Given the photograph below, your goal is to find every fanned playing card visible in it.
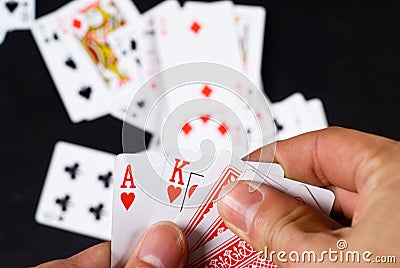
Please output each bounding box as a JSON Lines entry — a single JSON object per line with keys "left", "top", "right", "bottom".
{"left": 109, "top": 0, "right": 181, "bottom": 128}
{"left": 112, "top": 150, "right": 213, "bottom": 267}
{"left": 31, "top": 10, "right": 110, "bottom": 122}
{"left": 156, "top": 1, "right": 242, "bottom": 70}
{"left": 35, "top": 141, "right": 115, "bottom": 240}
{"left": 56, "top": 0, "right": 142, "bottom": 106}
{"left": 176, "top": 150, "right": 334, "bottom": 252}
{"left": 111, "top": 151, "right": 284, "bottom": 267}
{"left": 31, "top": 0, "right": 141, "bottom": 122}
{"left": 272, "top": 93, "right": 328, "bottom": 140}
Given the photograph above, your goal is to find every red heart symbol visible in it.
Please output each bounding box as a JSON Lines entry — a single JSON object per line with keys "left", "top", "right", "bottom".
{"left": 121, "top": 192, "right": 135, "bottom": 211}
{"left": 167, "top": 185, "right": 182, "bottom": 203}
{"left": 188, "top": 185, "right": 198, "bottom": 198}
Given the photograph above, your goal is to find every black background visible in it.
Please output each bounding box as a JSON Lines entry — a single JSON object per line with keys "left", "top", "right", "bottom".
{"left": 1, "top": 0, "right": 399, "bottom": 266}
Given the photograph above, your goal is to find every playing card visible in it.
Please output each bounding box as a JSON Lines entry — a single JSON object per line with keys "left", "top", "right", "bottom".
{"left": 110, "top": 1, "right": 182, "bottom": 129}
{"left": 31, "top": 0, "right": 142, "bottom": 122}
{"left": 146, "top": 134, "right": 161, "bottom": 152}
{"left": 183, "top": 1, "right": 266, "bottom": 89}
{"left": 112, "top": 150, "right": 213, "bottom": 267}
{"left": 146, "top": 81, "right": 275, "bottom": 159}
{"left": 31, "top": 11, "right": 110, "bottom": 122}
{"left": 0, "top": 0, "right": 35, "bottom": 32}
{"left": 177, "top": 150, "right": 334, "bottom": 251}
{"left": 272, "top": 93, "right": 329, "bottom": 140}
{"left": 272, "top": 93, "right": 309, "bottom": 140}
{"left": 305, "top": 98, "right": 329, "bottom": 130}
{"left": 55, "top": 0, "right": 142, "bottom": 107}
{"left": 189, "top": 228, "right": 278, "bottom": 268}
{"left": 156, "top": 1, "right": 242, "bottom": 71}
{"left": 111, "top": 149, "right": 283, "bottom": 267}
{"left": 35, "top": 141, "right": 115, "bottom": 240}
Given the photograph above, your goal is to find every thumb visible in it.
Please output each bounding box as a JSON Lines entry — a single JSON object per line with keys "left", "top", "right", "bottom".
{"left": 217, "top": 181, "right": 339, "bottom": 263}
{"left": 125, "top": 221, "right": 188, "bottom": 268}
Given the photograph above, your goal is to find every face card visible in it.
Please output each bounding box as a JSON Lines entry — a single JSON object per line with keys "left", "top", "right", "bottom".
{"left": 35, "top": 141, "right": 115, "bottom": 240}
{"left": 31, "top": 11, "right": 110, "bottom": 122}
{"left": 0, "top": 0, "right": 35, "bottom": 31}
{"left": 54, "top": 0, "right": 142, "bottom": 113}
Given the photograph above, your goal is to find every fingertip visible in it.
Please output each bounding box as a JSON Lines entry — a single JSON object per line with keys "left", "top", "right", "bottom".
{"left": 126, "top": 221, "right": 188, "bottom": 268}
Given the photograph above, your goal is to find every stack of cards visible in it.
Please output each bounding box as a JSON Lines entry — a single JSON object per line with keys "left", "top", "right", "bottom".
{"left": 30, "top": 0, "right": 268, "bottom": 124}
{"left": 111, "top": 150, "right": 335, "bottom": 267}
{"left": 272, "top": 92, "right": 328, "bottom": 141}
{"left": 29, "top": 0, "right": 328, "bottom": 140}
{"left": 0, "top": 0, "right": 35, "bottom": 44}
{"left": 32, "top": 1, "right": 332, "bottom": 267}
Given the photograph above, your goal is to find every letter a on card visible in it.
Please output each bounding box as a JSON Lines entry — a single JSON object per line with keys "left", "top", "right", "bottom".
{"left": 120, "top": 165, "right": 136, "bottom": 211}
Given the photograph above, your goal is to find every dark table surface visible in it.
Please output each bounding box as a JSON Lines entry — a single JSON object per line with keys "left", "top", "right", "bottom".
{"left": 1, "top": 0, "right": 399, "bottom": 266}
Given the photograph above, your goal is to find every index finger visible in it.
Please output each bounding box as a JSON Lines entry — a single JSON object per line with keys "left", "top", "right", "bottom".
{"left": 246, "top": 127, "right": 398, "bottom": 193}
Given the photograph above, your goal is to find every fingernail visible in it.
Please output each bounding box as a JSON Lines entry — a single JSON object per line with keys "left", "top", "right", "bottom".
{"left": 217, "top": 182, "right": 264, "bottom": 233}
{"left": 138, "top": 222, "right": 184, "bottom": 268}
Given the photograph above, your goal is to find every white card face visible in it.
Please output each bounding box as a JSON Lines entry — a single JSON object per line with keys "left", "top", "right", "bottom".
{"left": 155, "top": 1, "right": 241, "bottom": 71}
{"left": 31, "top": 0, "right": 143, "bottom": 123}
{"left": 54, "top": 0, "right": 142, "bottom": 111}
{"left": 0, "top": 0, "right": 35, "bottom": 31}
{"left": 272, "top": 93, "right": 329, "bottom": 140}
{"left": 112, "top": 151, "right": 211, "bottom": 267}
{"left": 109, "top": 1, "right": 181, "bottom": 130}
{"left": 305, "top": 98, "right": 329, "bottom": 130}
{"left": 31, "top": 12, "right": 109, "bottom": 122}
{"left": 272, "top": 92, "right": 309, "bottom": 140}
{"left": 35, "top": 141, "right": 115, "bottom": 240}
{"left": 147, "top": 82, "right": 272, "bottom": 158}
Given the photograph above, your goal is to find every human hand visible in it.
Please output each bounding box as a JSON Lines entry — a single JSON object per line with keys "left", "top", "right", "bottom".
{"left": 34, "top": 221, "right": 188, "bottom": 268}
{"left": 217, "top": 127, "right": 400, "bottom": 267}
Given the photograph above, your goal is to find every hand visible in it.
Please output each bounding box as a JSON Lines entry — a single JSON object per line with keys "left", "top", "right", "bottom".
{"left": 34, "top": 221, "right": 188, "bottom": 268}
{"left": 217, "top": 127, "right": 400, "bottom": 267}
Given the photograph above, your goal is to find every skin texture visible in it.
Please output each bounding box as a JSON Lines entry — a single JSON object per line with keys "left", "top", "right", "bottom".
{"left": 219, "top": 127, "right": 400, "bottom": 267}
{"left": 35, "top": 127, "right": 400, "bottom": 267}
